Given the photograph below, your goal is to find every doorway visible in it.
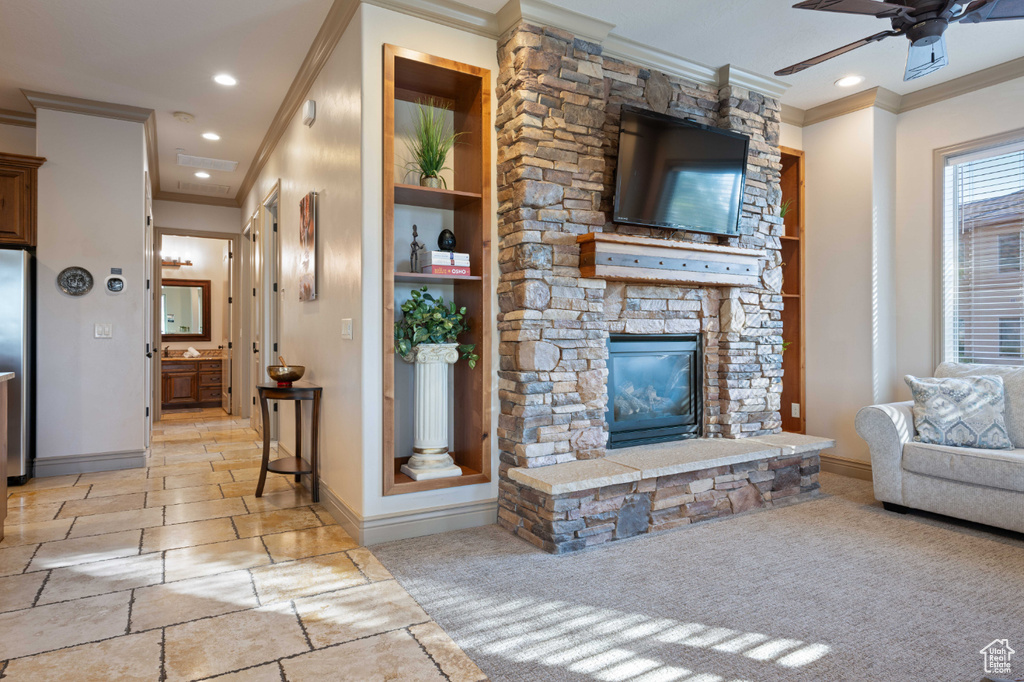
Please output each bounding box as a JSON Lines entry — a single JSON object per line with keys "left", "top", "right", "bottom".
{"left": 247, "top": 183, "right": 281, "bottom": 441}
{"left": 152, "top": 228, "right": 241, "bottom": 426}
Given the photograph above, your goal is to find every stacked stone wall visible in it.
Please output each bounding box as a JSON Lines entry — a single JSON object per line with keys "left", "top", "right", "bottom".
{"left": 503, "top": 454, "right": 821, "bottom": 554}
{"left": 495, "top": 19, "right": 786, "bottom": 532}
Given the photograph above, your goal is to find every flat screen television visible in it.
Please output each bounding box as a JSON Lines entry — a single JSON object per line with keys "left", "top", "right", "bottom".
{"left": 613, "top": 106, "right": 750, "bottom": 236}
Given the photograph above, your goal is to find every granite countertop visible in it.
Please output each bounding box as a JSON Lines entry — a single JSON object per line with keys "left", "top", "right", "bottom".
{"left": 161, "top": 354, "right": 225, "bottom": 362}
{"left": 0, "top": 372, "right": 13, "bottom": 383}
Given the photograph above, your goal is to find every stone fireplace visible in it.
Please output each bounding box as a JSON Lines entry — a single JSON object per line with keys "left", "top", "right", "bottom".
{"left": 606, "top": 335, "right": 701, "bottom": 448}
{"left": 493, "top": 21, "right": 828, "bottom": 552}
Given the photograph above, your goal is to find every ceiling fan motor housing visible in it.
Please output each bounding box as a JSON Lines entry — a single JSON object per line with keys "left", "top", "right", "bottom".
{"left": 905, "top": 18, "right": 949, "bottom": 45}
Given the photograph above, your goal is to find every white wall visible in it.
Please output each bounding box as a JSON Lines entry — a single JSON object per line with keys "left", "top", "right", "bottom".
{"left": 160, "top": 235, "right": 230, "bottom": 350}
{"left": 359, "top": 4, "right": 499, "bottom": 520}
{"left": 0, "top": 123, "right": 35, "bottom": 155}
{"left": 240, "top": 7, "right": 365, "bottom": 513}
{"left": 803, "top": 108, "right": 889, "bottom": 463}
{"left": 238, "top": 4, "right": 498, "bottom": 529}
{"left": 780, "top": 122, "right": 803, "bottom": 151}
{"left": 35, "top": 109, "right": 146, "bottom": 462}
{"left": 153, "top": 200, "right": 242, "bottom": 234}
{"left": 894, "top": 76, "right": 1024, "bottom": 394}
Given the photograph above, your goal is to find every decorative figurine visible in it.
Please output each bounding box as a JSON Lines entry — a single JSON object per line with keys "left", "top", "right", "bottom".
{"left": 437, "top": 228, "right": 456, "bottom": 252}
{"left": 410, "top": 224, "right": 425, "bottom": 273}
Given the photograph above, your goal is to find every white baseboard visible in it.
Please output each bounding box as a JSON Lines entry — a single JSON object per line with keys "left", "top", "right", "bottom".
{"left": 34, "top": 450, "right": 146, "bottom": 477}
{"left": 317, "top": 483, "right": 498, "bottom": 546}
{"left": 820, "top": 453, "right": 873, "bottom": 481}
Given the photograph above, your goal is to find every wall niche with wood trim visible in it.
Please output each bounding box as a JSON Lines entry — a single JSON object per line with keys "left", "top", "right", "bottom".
{"left": 381, "top": 45, "right": 492, "bottom": 496}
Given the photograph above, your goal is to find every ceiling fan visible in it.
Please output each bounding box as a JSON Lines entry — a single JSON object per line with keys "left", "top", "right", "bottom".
{"left": 775, "top": 0, "right": 1024, "bottom": 81}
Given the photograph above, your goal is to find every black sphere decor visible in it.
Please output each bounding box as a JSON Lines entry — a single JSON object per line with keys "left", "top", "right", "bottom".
{"left": 437, "top": 229, "right": 456, "bottom": 252}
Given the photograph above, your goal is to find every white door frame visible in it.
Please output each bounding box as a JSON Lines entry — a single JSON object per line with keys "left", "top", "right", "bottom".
{"left": 152, "top": 227, "right": 243, "bottom": 420}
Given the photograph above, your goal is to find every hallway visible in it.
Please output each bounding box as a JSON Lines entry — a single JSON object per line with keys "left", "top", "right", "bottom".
{"left": 0, "top": 411, "right": 484, "bottom": 681}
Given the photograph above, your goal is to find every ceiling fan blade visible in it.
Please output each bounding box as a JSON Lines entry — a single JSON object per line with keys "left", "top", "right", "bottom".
{"left": 904, "top": 35, "right": 949, "bottom": 80}
{"left": 792, "top": 0, "right": 910, "bottom": 18}
{"left": 775, "top": 30, "right": 898, "bottom": 76}
{"left": 958, "top": 0, "right": 1024, "bottom": 22}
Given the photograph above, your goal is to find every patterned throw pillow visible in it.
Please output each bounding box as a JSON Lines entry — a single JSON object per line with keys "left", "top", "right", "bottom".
{"left": 904, "top": 375, "right": 1013, "bottom": 449}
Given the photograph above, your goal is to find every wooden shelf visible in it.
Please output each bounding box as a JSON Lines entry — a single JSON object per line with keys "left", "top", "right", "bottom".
{"left": 394, "top": 184, "right": 482, "bottom": 210}
{"left": 265, "top": 456, "right": 311, "bottom": 475}
{"left": 382, "top": 44, "right": 492, "bottom": 496}
{"left": 780, "top": 147, "right": 805, "bottom": 435}
{"left": 395, "top": 272, "right": 482, "bottom": 284}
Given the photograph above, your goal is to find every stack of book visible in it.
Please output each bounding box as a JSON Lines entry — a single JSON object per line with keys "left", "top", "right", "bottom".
{"left": 422, "top": 250, "right": 470, "bottom": 275}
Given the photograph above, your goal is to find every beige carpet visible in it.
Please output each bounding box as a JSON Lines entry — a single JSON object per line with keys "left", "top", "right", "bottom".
{"left": 372, "top": 474, "right": 1024, "bottom": 682}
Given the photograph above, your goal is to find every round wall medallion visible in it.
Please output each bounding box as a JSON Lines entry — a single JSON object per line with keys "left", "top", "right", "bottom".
{"left": 57, "top": 267, "right": 94, "bottom": 296}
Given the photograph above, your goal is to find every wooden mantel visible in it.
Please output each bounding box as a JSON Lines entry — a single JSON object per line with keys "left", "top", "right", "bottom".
{"left": 578, "top": 233, "right": 766, "bottom": 287}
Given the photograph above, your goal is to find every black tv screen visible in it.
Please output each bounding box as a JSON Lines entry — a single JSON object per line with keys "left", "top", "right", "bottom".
{"left": 613, "top": 107, "right": 749, "bottom": 236}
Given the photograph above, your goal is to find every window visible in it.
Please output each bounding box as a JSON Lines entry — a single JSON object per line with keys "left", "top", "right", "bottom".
{"left": 999, "top": 233, "right": 1021, "bottom": 273}
{"left": 1001, "top": 317, "right": 1022, "bottom": 356}
{"left": 940, "top": 134, "right": 1024, "bottom": 365}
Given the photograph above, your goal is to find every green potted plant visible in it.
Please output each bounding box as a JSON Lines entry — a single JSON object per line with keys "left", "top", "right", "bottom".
{"left": 393, "top": 287, "right": 477, "bottom": 481}
{"left": 405, "top": 98, "right": 461, "bottom": 189}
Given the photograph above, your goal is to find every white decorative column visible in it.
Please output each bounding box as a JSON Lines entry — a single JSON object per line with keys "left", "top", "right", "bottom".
{"left": 401, "top": 343, "right": 463, "bottom": 481}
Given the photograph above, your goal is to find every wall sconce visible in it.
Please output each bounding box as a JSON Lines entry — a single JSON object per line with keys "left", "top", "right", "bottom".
{"left": 303, "top": 99, "right": 316, "bottom": 127}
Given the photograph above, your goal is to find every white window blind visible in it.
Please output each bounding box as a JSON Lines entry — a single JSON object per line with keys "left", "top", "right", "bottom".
{"left": 941, "top": 139, "right": 1024, "bottom": 365}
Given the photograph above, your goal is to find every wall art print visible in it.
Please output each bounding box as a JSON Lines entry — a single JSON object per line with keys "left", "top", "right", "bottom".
{"left": 299, "top": 191, "right": 317, "bottom": 301}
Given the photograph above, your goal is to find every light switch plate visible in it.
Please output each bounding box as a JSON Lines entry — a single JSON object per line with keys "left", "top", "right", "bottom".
{"left": 340, "top": 318, "right": 353, "bottom": 340}
{"left": 791, "top": 403, "right": 801, "bottom": 419}
{"left": 95, "top": 323, "right": 113, "bottom": 339}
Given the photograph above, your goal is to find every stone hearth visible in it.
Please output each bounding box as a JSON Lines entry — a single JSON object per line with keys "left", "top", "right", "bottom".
{"left": 504, "top": 434, "right": 832, "bottom": 553}
{"left": 494, "top": 20, "right": 792, "bottom": 552}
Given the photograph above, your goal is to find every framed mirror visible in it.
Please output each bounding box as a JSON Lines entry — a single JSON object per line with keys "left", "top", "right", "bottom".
{"left": 161, "top": 278, "right": 212, "bottom": 341}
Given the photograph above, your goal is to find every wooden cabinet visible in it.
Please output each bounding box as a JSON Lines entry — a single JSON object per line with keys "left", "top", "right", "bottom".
{"left": 0, "top": 377, "right": 8, "bottom": 541}
{"left": 161, "top": 359, "right": 223, "bottom": 409}
{"left": 0, "top": 153, "right": 45, "bottom": 248}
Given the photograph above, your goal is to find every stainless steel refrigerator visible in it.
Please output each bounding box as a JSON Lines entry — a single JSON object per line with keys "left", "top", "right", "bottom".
{"left": 0, "top": 249, "right": 32, "bottom": 484}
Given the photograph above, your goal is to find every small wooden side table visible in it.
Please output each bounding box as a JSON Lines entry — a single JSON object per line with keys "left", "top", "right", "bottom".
{"left": 255, "top": 382, "right": 322, "bottom": 503}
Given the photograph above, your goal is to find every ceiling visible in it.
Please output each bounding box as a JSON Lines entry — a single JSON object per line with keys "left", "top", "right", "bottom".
{"left": 0, "top": 0, "right": 333, "bottom": 203}
{"left": 471, "top": 0, "right": 1024, "bottom": 110}
{"left": 1, "top": 0, "right": 1022, "bottom": 202}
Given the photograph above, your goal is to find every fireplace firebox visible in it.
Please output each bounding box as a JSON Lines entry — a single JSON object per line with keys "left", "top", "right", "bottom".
{"left": 606, "top": 335, "right": 702, "bottom": 448}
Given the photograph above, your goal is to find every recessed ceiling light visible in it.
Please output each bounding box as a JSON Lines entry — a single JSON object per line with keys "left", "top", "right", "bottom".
{"left": 194, "top": 171, "right": 211, "bottom": 179}
{"left": 202, "top": 132, "right": 220, "bottom": 141}
{"left": 213, "top": 73, "right": 237, "bottom": 86}
{"left": 835, "top": 75, "right": 864, "bottom": 88}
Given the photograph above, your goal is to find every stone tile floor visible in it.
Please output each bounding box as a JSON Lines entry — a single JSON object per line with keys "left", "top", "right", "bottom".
{"left": 0, "top": 408, "right": 486, "bottom": 681}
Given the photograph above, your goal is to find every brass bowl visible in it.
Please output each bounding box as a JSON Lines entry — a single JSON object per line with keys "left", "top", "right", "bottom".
{"left": 267, "top": 365, "right": 305, "bottom": 383}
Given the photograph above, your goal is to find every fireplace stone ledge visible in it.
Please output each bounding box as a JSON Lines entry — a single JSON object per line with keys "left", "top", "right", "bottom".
{"left": 498, "top": 433, "right": 833, "bottom": 554}
{"left": 508, "top": 433, "right": 834, "bottom": 495}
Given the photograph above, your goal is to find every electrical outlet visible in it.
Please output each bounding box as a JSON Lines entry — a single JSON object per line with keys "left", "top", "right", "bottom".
{"left": 791, "top": 403, "right": 801, "bottom": 419}
{"left": 94, "top": 323, "right": 113, "bottom": 339}
{"left": 340, "top": 318, "right": 353, "bottom": 340}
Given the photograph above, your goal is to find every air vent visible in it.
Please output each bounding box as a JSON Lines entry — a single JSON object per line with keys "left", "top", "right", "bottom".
{"left": 176, "top": 154, "right": 238, "bottom": 172}
{"left": 178, "top": 181, "right": 232, "bottom": 196}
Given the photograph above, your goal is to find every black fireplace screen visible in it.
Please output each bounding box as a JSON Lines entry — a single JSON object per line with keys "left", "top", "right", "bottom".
{"left": 607, "top": 335, "right": 701, "bottom": 448}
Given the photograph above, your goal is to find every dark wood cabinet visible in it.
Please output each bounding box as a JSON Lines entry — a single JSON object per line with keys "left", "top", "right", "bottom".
{"left": 161, "top": 359, "right": 223, "bottom": 409}
{"left": 0, "top": 153, "right": 45, "bottom": 248}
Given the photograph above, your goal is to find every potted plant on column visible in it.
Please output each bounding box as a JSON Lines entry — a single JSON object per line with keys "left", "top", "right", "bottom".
{"left": 394, "top": 287, "right": 478, "bottom": 480}
{"left": 405, "top": 98, "right": 461, "bottom": 189}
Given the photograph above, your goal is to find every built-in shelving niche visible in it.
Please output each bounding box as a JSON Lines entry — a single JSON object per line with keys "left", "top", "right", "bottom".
{"left": 780, "top": 147, "right": 805, "bottom": 434}
{"left": 382, "top": 45, "right": 492, "bottom": 495}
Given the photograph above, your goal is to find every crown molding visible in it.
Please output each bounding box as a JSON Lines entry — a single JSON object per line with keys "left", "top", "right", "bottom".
{"left": 781, "top": 104, "right": 805, "bottom": 127}
{"left": 900, "top": 54, "right": 1024, "bottom": 113}
{"left": 497, "top": 0, "right": 614, "bottom": 44}
{"left": 0, "top": 108, "right": 35, "bottom": 128}
{"left": 602, "top": 34, "right": 719, "bottom": 87}
{"left": 363, "top": 0, "right": 498, "bottom": 37}
{"left": 235, "top": 0, "right": 359, "bottom": 207}
{"left": 719, "top": 65, "right": 789, "bottom": 101}
{"left": 22, "top": 90, "right": 152, "bottom": 123}
{"left": 154, "top": 190, "right": 241, "bottom": 208}
{"left": 800, "top": 86, "right": 900, "bottom": 126}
